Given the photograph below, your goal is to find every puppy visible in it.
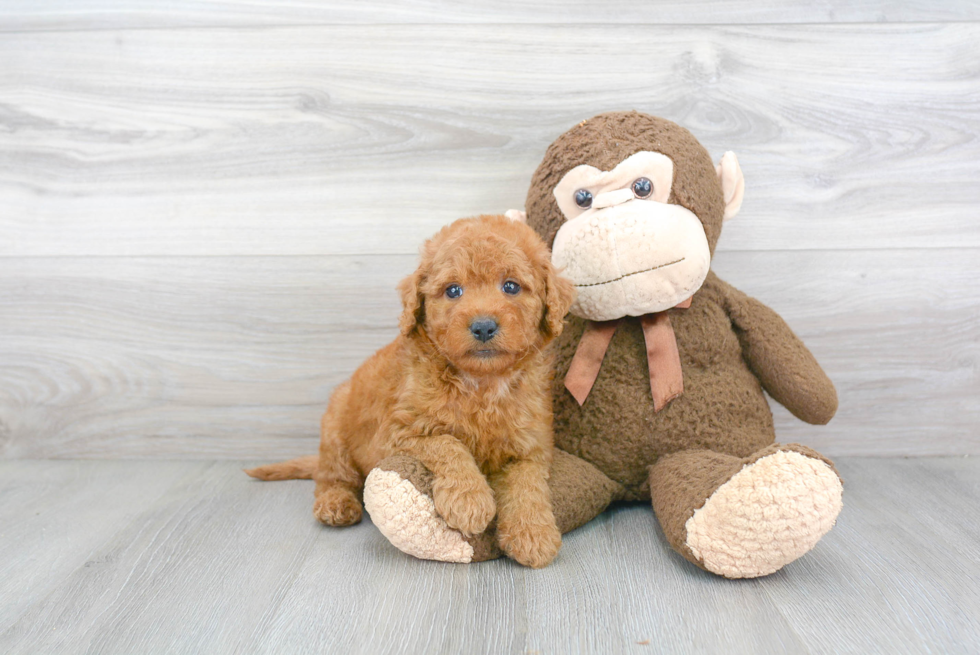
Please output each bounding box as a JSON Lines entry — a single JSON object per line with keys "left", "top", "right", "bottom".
{"left": 247, "top": 215, "right": 575, "bottom": 568}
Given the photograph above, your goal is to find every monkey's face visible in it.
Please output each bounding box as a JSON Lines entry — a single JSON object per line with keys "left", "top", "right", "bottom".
{"left": 551, "top": 151, "right": 710, "bottom": 321}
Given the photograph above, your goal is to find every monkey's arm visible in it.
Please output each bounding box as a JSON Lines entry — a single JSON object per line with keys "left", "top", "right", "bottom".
{"left": 714, "top": 276, "right": 838, "bottom": 425}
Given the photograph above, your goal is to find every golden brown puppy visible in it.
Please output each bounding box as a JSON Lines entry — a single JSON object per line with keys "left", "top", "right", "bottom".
{"left": 246, "top": 215, "right": 575, "bottom": 568}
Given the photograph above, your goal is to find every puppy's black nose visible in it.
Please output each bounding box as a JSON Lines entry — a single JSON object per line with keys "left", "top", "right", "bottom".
{"left": 470, "top": 318, "right": 498, "bottom": 343}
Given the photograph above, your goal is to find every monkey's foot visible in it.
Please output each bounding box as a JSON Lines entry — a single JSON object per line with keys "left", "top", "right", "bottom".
{"left": 363, "top": 455, "right": 500, "bottom": 564}
{"left": 684, "top": 447, "right": 843, "bottom": 578}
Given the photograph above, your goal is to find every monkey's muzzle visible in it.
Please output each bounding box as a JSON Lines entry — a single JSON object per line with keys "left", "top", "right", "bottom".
{"left": 552, "top": 201, "right": 710, "bottom": 321}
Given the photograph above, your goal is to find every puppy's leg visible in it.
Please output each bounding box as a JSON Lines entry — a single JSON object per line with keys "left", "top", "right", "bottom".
{"left": 365, "top": 449, "right": 622, "bottom": 564}
{"left": 312, "top": 415, "right": 363, "bottom": 527}
{"left": 490, "top": 457, "right": 562, "bottom": 569}
{"left": 395, "top": 434, "right": 495, "bottom": 537}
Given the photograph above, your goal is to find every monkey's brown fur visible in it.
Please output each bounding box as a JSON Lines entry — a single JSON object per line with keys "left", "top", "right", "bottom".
{"left": 523, "top": 112, "right": 840, "bottom": 569}
{"left": 247, "top": 215, "right": 575, "bottom": 568}
{"left": 365, "top": 112, "right": 842, "bottom": 577}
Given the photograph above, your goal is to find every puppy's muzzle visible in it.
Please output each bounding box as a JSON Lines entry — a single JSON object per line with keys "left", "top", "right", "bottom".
{"left": 469, "top": 318, "right": 499, "bottom": 343}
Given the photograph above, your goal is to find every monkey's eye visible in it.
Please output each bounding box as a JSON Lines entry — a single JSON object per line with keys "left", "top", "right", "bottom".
{"left": 502, "top": 280, "right": 521, "bottom": 295}
{"left": 632, "top": 177, "right": 653, "bottom": 198}
{"left": 574, "top": 189, "right": 593, "bottom": 208}
{"left": 445, "top": 284, "right": 463, "bottom": 299}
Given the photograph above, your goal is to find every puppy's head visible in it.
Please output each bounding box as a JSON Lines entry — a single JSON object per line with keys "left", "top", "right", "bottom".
{"left": 398, "top": 215, "right": 575, "bottom": 376}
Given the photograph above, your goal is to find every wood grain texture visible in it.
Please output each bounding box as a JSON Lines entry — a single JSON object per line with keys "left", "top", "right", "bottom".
{"left": 0, "top": 460, "right": 324, "bottom": 653}
{"left": 761, "top": 457, "right": 980, "bottom": 654}
{"left": 2, "top": 23, "right": 979, "bottom": 256}
{"left": 0, "top": 255, "right": 408, "bottom": 459}
{"left": 712, "top": 249, "right": 980, "bottom": 455}
{"left": 1, "top": 458, "right": 978, "bottom": 654}
{"left": 0, "top": 460, "right": 201, "bottom": 631}
{"left": 1, "top": 0, "right": 978, "bottom": 30}
{"left": 1, "top": 249, "right": 976, "bottom": 459}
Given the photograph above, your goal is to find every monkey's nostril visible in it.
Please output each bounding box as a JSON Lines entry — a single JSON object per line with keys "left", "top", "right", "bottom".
{"left": 469, "top": 319, "right": 498, "bottom": 343}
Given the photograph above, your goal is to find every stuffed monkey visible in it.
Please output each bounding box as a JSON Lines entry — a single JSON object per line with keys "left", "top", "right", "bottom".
{"left": 365, "top": 112, "right": 842, "bottom": 578}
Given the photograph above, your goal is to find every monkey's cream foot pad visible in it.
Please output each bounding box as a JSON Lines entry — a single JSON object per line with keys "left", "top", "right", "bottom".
{"left": 685, "top": 450, "right": 843, "bottom": 579}
{"left": 363, "top": 466, "right": 474, "bottom": 563}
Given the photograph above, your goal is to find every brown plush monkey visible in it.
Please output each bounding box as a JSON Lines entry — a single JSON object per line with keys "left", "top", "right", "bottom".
{"left": 365, "top": 112, "right": 843, "bottom": 578}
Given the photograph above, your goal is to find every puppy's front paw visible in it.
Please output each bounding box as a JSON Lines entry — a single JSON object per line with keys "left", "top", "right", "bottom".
{"left": 498, "top": 519, "right": 562, "bottom": 569}
{"left": 433, "top": 477, "right": 496, "bottom": 537}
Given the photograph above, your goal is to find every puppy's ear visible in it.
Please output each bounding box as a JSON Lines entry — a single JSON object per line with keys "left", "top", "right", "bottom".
{"left": 398, "top": 265, "right": 427, "bottom": 336}
{"left": 540, "top": 259, "right": 575, "bottom": 339}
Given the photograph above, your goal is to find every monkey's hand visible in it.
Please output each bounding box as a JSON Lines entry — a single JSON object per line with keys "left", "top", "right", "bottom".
{"left": 715, "top": 276, "right": 838, "bottom": 425}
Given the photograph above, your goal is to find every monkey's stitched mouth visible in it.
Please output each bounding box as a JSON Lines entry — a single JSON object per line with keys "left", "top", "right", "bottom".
{"left": 574, "top": 258, "right": 686, "bottom": 288}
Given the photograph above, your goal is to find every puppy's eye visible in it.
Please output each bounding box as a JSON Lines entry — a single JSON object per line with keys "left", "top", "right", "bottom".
{"left": 574, "top": 189, "right": 593, "bottom": 208}
{"left": 445, "top": 284, "right": 463, "bottom": 299}
{"left": 502, "top": 281, "right": 521, "bottom": 295}
{"left": 631, "top": 177, "right": 653, "bottom": 198}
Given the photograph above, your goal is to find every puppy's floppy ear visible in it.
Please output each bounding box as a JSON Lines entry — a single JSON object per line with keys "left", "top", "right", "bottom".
{"left": 540, "top": 259, "right": 575, "bottom": 339}
{"left": 398, "top": 262, "right": 428, "bottom": 336}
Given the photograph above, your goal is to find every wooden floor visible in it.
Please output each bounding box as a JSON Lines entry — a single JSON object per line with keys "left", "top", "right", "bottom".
{"left": 0, "top": 456, "right": 977, "bottom": 654}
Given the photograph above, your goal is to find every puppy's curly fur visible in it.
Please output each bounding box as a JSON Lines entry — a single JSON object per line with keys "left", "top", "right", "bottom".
{"left": 247, "top": 215, "right": 575, "bottom": 568}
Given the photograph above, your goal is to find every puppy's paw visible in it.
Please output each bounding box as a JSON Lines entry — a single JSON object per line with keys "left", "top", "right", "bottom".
{"left": 498, "top": 519, "right": 562, "bottom": 569}
{"left": 313, "top": 487, "right": 363, "bottom": 526}
{"left": 433, "top": 477, "right": 496, "bottom": 537}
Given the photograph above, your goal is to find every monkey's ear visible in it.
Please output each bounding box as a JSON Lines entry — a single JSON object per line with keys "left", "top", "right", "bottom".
{"left": 541, "top": 261, "right": 576, "bottom": 339}
{"left": 397, "top": 266, "right": 426, "bottom": 336}
{"left": 504, "top": 209, "right": 527, "bottom": 223}
{"left": 715, "top": 151, "right": 745, "bottom": 221}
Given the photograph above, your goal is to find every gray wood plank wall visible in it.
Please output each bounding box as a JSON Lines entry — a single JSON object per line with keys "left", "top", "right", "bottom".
{"left": 1, "top": 4, "right": 978, "bottom": 458}
{"left": 2, "top": 1, "right": 980, "bottom": 29}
